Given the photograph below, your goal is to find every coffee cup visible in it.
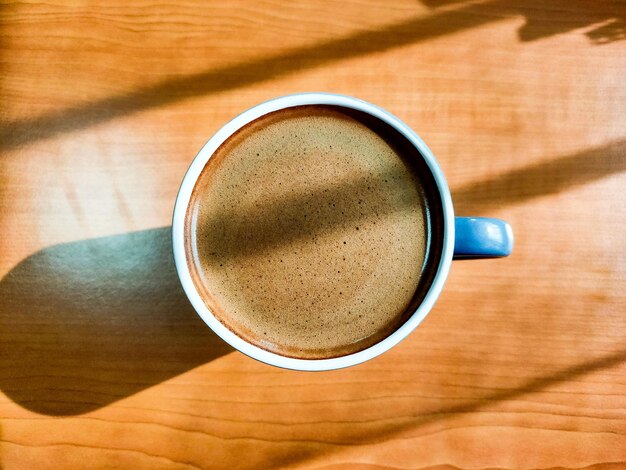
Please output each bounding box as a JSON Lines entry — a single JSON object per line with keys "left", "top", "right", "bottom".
{"left": 172, "top": 93, "right": 513, "bottom": 371}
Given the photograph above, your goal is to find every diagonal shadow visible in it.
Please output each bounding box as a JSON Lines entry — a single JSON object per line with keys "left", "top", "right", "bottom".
{"left": 0, "top": 7, "right": 493, "bottom": 151}
{"left": 453, "top": 139, "right": 626, "bottom": 214}
{"left": 270, "top": 349, "right": 626, "bottom": 469}
{"left": 202, "top": 139, "right": 626, "bottom": 262}
{"left": 0, "top": 227, "right": 232, "bottom": 416}
{"left": 2, "top": 0, "right": 622, "bottom": 152}
{"left": 201, "top": 166, "right": 413, "bottom": 262}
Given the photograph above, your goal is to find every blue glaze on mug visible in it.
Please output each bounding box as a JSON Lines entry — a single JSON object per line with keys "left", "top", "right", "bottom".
{"left": 453, "top": 217, "right": 514, "bottom": 259}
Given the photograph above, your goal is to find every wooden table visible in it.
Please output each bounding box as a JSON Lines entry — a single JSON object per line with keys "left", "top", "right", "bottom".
{"left": 1, "top": 1, "right": 625, "bottom": 468}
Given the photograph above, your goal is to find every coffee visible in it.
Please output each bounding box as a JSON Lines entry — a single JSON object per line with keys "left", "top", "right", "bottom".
{"left": 185, "top": 105, "right": 443, "bottom": 359}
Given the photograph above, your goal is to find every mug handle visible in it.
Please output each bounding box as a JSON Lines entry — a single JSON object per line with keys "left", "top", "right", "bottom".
{"left": 454, "top": 217, "right": 514, "bottom": 260}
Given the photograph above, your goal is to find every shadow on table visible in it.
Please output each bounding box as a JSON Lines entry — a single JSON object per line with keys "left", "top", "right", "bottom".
{"left": 267, "top": 349, "right": 626, "bottom": 468}
{"left": 1, "top": 0, "right": 622, "bottom": 152}
{"left": 0, "top": 227, "right": 233, "bottom": 416}
{"left": 422, "top": 0, "right": 625, "bottom": 44}
{"left": 453, "top": 139, "right": 626, "bottom": 214}
{"left": 585, "top": 17, "right": 625, "bottom": 45}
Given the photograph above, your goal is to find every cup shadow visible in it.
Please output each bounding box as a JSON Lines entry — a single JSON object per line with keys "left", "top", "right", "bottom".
{"left": 0, "top": 227, "right": 232, "bottom": 416}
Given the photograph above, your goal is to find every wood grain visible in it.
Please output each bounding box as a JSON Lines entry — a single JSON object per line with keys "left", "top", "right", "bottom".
{"left": 1, "top": 0, "right": 625, "bottom": 468}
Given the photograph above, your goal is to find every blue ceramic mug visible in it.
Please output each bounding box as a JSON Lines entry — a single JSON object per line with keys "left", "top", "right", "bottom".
{"left": 173, "top": 93, "right": 513, "bottom": 371}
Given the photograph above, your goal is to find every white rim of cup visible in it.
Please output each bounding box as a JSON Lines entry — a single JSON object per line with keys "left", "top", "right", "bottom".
{"left": 172, "top": 93, "right": 455, "bottom": 371}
